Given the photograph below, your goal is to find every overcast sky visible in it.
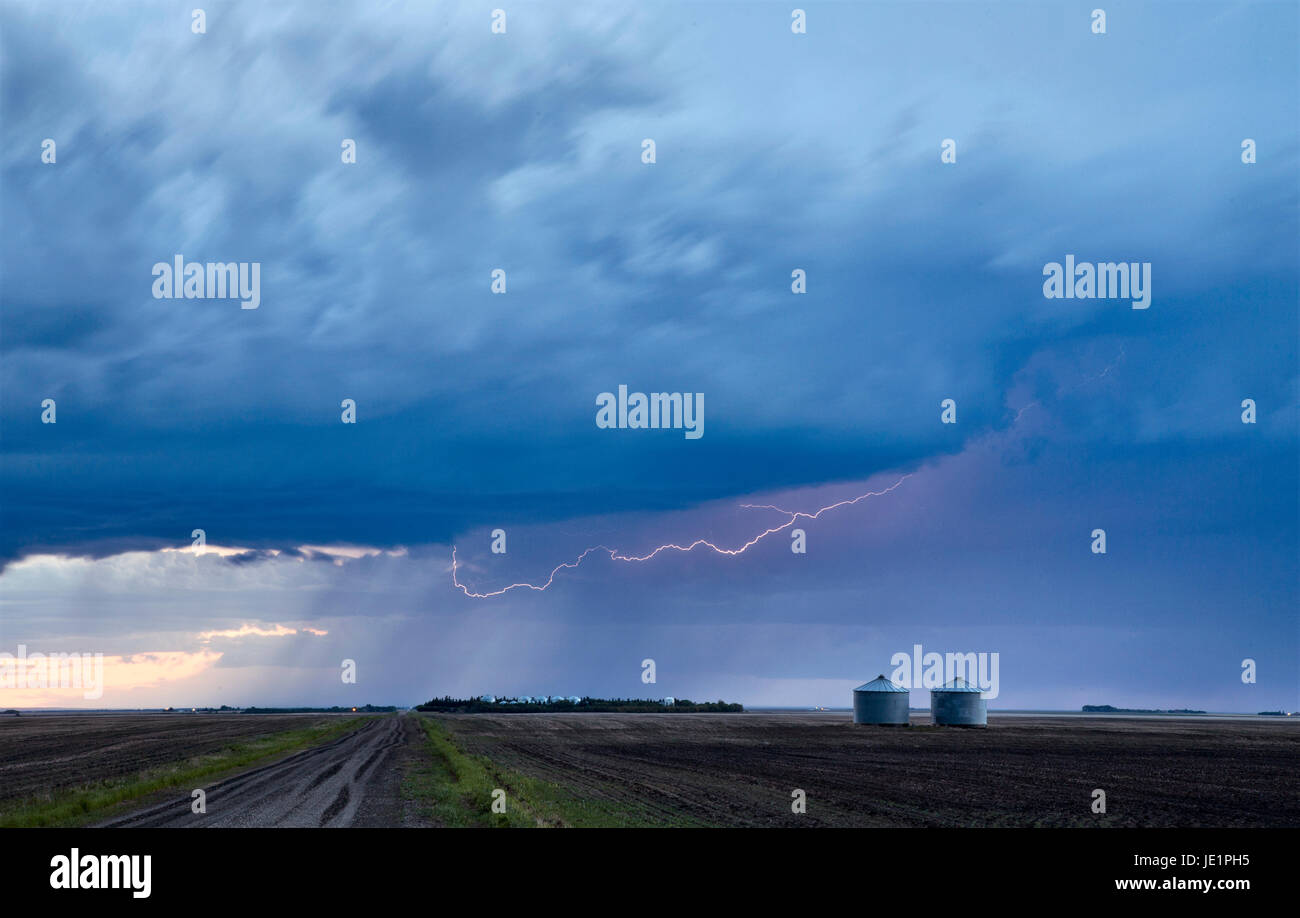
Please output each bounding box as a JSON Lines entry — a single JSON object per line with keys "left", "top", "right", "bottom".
{"left": 1, "top": 1, "right": 1296, "bottom": 711}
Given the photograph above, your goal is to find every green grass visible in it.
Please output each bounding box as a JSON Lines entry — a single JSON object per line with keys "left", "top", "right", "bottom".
{"left": 405, "top": 715, "right": 704, "bottom": 827}
{"left": 0, "top": 716, "right": 371, "bottom": 828}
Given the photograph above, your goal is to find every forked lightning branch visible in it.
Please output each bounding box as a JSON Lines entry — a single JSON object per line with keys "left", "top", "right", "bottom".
{"left": 451, "top": 476, "right": 911, "bottom": 598}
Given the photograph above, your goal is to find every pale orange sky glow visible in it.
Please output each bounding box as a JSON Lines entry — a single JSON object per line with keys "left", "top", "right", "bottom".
{"left": 0, "top": 650, "right": 223, "bottom": 708}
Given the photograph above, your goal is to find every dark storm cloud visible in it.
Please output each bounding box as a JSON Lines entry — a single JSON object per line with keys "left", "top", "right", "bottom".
{"left": 1, "top": 0, "right": 1296, "bottom": 573}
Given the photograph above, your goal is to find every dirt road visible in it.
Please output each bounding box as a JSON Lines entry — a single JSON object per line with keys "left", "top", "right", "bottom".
{"left": 0, "top": 712, "right": 338, "bottom": 809}
{"left": 101, "top": 715, "right": 413, "bottom": 828}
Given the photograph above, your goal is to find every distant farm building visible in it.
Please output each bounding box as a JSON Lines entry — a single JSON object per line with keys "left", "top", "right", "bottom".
{"left": 852, "top": 675, "right": 910, "bottom": 725}
{"left": 931, "top": 678, "right": 987, "bottom": 726}
{"left": 479, "top": 694, "right": 496, "bottom": 703}
{"left": 661, "top": 697, "right": 675, "bottom": 706}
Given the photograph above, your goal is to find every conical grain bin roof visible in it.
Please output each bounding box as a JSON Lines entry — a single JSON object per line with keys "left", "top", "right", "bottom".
{"left": 854, "top": 674, "right": 908, "bottom": 693}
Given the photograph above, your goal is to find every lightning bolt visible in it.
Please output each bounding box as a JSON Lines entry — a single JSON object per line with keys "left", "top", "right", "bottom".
{"left": 453, "top": 349, "right": 1124, "bottom": 598}
{"left": 451, "top": 475, "right": 911, "bottom": 598}
{"left": 1010, "top": 347, "right": 1126, "bottom": 423}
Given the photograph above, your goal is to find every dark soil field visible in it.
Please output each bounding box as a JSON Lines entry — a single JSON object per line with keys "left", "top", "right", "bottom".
{"left": 0, "top": 713, "right": 336, "bottom": 810}
{"left": 435, "top": 712, "right": 1300, "bottom": 827}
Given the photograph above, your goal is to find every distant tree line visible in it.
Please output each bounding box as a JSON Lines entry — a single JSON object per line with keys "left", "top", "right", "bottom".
{"left": 416, "top": 695, "right": 742, "bottom": 714}
{"left": 241, "top": 704, "right": 397, "bottom": 714}
{"left": 1082, "top": 705, "right": 1206, "bottom": 714}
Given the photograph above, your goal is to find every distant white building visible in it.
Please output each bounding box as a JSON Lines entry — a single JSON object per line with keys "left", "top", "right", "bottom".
{"left": 479, "top": 694, "right": 496, "bottom": 704}
{"left": 661, "top": 697, "right": 675, "bottom": 706}
{"left": 567, "top": 695, "right": 581, "bottom": 704}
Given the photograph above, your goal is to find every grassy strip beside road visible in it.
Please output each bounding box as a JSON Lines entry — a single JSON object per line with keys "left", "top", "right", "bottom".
{"left": 405, "top": 715, "right": 702, "bottom": 827}
{"left": 0, "top": 716, "right": 371, "bottom": 828}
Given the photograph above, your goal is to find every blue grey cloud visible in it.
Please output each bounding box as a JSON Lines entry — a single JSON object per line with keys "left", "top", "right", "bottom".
{"left": 0, "top": 1, "right": 1295, "bottom": 709}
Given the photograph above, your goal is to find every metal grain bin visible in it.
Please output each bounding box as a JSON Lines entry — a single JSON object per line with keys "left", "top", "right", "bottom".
{"left": 852, "top": 674, "right": 910, "bottom": 725}
{"left": 930, "top": 677, "right": 987, "bottom": 726}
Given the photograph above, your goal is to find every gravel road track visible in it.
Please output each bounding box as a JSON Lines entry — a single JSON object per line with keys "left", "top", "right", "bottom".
{"left": 100, "top": 715, "right": 412, "bottom": 828}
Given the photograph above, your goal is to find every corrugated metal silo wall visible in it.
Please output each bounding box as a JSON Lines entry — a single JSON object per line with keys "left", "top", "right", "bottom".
{"left": 852, "top": 691, "right": 910, "bottom": 725}
{"left": 930, "top": 691, "right": 987, "bottom": 726}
